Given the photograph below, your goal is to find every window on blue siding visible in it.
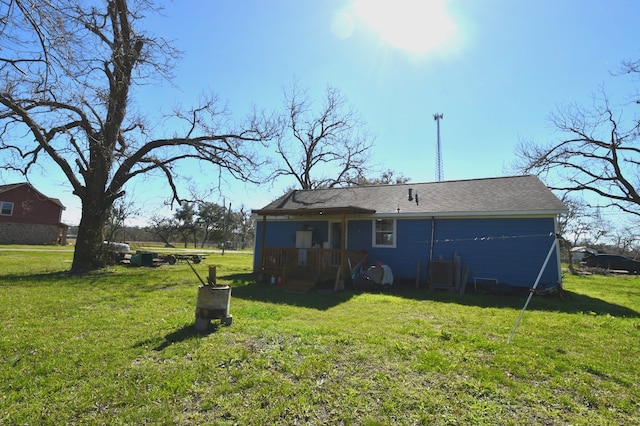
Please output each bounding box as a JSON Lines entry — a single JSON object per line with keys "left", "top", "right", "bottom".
{"left": 1, "top": 201, "right": 13, "bottom": 216}
{"left": 373, "top": 218, "right": 395, "bottom": 247}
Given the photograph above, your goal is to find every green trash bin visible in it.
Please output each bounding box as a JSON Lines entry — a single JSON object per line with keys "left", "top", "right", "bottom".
{"left": 131, "top": 252, "right": 154, "bottom": 266}
{"left": 130, "top": 253, "right": 142, "bottom": 266}
{"left": 140, "top": 252, "right": 154, "bottom": 266}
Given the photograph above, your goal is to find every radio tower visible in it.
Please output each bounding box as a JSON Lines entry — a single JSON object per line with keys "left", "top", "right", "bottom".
{"left": 433, "top": 113, "right": 444, "bottom": 181}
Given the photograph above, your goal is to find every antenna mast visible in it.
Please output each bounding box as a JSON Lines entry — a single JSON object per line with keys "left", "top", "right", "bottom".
{"left": 433, "top": 113, "right": 444, "bottom": 181}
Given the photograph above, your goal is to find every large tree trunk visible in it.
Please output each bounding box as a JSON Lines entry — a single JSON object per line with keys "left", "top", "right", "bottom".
{"left": 71, "top": 199, "right": 111, "bottom": 273}
{"left": 1, "top": 1, "right": 277, "bottom": 274}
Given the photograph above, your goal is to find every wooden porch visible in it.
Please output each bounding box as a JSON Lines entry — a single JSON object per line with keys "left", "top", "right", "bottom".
{"left": 259, "top": 247, "right": 368, "bottom": 292}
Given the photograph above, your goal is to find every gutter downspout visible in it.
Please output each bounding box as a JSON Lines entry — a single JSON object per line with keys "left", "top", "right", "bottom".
{"left": 429, "top": 216, "right": 436, "bottom": 261}
{"left": 428, "top": 216, "right": 436, "bottom": 283}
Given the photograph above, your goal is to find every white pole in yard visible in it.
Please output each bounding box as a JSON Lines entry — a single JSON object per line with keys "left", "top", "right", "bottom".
{"left": 508, "top": 238, "right": 558, "bottom": 344}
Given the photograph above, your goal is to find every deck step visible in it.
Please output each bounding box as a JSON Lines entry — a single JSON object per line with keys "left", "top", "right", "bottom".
{"left": 283, "top": 278, "right": 316, "bottom": 293}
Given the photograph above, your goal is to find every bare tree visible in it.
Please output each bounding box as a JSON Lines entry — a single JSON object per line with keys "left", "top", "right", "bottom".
{"left": 514, "top": 80, "right": 640, "bottom": 218}
{"left": 557, "top": 196, "right": 609, "bottom": 247}
{"left": 197, "top": 201, "right": 226, "bottom": 248}
{"left": 272, "top": 82, "right": 374, "bottom": 190}
{"left": 0, "top": 0, "right": 276, "bottom": 271}
{"left": 147, "top": 215, "right": 177, "bottom": 246}
{"left": 556, "top": 195, "right": 610, "bottom": 273}
{"left": 349, "top": 169, "right": 410, "bottom": 186}
{"left": 104, "top": 196, "right": 139, "bottom": 243}
{"left": 610, "top": 227, "right": 639, "bottom": 256}
{"left": 235, "top": 205, "right": 254, "bottom": 249}
{"left": 174, "top": 202, "right": 197, "bottom": 248}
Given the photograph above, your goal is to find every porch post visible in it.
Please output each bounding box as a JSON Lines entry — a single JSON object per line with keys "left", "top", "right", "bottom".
{"left": 258, "top": 214, "right": 267, "bottom": 273}
{"left": 339, "top": 213, "right": 347, "bottom": 290}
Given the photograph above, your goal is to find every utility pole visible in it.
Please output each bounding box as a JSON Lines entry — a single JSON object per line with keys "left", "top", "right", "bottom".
{"left": 434, "top": 113, "right": 444, "bottom": 181}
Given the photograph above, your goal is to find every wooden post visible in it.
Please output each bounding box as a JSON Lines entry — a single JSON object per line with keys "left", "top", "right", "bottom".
{"left": 208, "top": 265, "right": 217, "bottom": 285}
{"left": 334, "top": 266, "right": 342, "bottom": 292}
{"left": 339, "top": 213, "right": 346, "bottom": 287}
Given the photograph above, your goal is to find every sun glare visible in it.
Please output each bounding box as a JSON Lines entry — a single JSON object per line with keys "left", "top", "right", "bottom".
{"left": 352, "top": 0, "right": 458, "bottom": 56}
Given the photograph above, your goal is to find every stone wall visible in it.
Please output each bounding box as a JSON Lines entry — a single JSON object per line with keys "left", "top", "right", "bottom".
{"left": 0, "top": 222, "right": 61, "bottom": 245}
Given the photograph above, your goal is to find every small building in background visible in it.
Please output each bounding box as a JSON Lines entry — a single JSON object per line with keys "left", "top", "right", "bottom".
{"left": 570, "top": 246, "right": 598, "bottom": 263}
{"left": 0, "top": 182, "right": 68, "bottom": 245}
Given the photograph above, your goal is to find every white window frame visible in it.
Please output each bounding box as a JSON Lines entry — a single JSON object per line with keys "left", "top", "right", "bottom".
{"left": 372, "top": 218, "right": 396, "bottom": 248}
{"left": 0, "top": 201, "right": 13, "bottom": 216}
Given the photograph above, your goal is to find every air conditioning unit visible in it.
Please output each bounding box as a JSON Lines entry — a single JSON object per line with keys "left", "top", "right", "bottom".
{"left": 429, "top": 260, "right": 454, "bottom": 287}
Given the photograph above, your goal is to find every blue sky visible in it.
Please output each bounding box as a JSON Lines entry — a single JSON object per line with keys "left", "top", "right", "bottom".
{"left": 4, "top": 0, "right": 639, "bottom": 226}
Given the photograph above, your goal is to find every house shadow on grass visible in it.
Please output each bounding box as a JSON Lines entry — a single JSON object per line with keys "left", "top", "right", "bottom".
{"left": 230, "top": 282, "right": 356, "bottom": 311}
{"left": 224, "top": 273, "right": 354, "bottom": 311}
{"left": 11, "top": 270, "right": 635, "bottom": 319}
{"left": 394, "top": 286, "right": 640, "bottom": 317}
{"left": 227, "top": 273, "right": 640, "bottom": 318}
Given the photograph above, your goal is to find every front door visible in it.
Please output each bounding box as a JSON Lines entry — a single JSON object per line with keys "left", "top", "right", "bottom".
{"left": 330, "top": 222, "right": 343, "bottom": 250}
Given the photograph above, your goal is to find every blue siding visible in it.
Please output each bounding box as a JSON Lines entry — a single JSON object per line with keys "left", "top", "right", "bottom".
{"left": 429, "top": 217, "right": 559, "bottom": 287}
{"left": 255, "top": 216, "right": 560, "bottom": 288}
{"left": 345, "top": 220, "right": 371, "bottom": 250}
{"left": 347, "top": 219, "right": 431, "bottom": 280}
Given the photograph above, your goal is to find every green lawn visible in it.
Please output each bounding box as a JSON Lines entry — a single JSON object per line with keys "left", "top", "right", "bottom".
{"left": 1, "top": 248, "right": 639, "bottom": 425}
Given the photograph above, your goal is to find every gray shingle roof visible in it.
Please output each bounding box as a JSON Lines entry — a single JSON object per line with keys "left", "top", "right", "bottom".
{"left": 254, "top": 175, "right": 567, "bottom": 217}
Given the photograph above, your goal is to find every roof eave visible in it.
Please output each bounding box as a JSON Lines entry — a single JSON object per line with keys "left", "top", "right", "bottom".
{"left": 252, "top": 206, "right": 376, "bottom": 217}
{"left": 252, "top": 208, "right": 567, "bottom": 218}
{"left": 375, "top": 209, "right": 568, "bottom": 217}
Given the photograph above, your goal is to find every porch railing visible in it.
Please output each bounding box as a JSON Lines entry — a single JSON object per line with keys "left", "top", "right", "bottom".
{"left": 260, "top": 247, "right": 368, "bottom": 284}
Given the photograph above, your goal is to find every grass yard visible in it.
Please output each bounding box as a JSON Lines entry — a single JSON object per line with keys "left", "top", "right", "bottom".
{"left": 1, "top": 247, "right": 639, "bottom": 425}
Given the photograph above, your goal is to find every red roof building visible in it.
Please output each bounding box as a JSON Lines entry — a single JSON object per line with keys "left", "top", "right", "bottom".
{"left": 0, "top": 182, "right": 68, "bottom": 245}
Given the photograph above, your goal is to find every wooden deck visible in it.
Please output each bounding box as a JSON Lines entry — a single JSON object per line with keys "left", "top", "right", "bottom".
{"left": 259, "top": 247, "right": 368, "bottom": 292}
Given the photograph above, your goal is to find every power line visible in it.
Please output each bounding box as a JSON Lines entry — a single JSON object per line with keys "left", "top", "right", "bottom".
{"left": 417, "top": 232, "right": 556, "bottom": 244}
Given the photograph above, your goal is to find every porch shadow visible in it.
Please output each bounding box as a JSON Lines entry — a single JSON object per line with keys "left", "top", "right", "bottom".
{"left": 227, "top": 277, "right": 354, "bottom": 311}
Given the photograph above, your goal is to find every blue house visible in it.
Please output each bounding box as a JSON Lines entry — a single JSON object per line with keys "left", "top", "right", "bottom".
{"left": 252, "top": 175, "right": 568, "bottom": 293}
